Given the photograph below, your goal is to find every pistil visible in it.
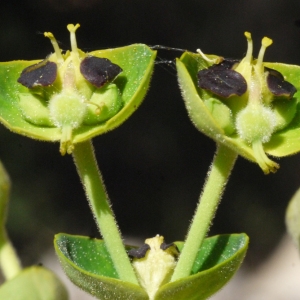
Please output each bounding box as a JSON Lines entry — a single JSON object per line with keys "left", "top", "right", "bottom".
{"left": 44, "top": 32, "right": 64, "bottom": 64}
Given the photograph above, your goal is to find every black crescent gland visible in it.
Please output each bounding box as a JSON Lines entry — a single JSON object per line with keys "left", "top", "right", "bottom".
{"left": 198, "top": 61, "right": 247, "bottom": 98}
{"left": 265, "top": 67, "right": 297, "bottom": 98}
{"left": 160, "top": 242, "right": 179, "bottom": 256}
{"left": 160, "top": 242, "right": 175, "bottom": 251}
{"left": 80, "top": 56, "right": 123, "bottom": 88}
{"left": 17, "top": 60, "right": 57, "bottom": 88}
{"left": 128, "top": 244, "right": 150, "bottom": 259}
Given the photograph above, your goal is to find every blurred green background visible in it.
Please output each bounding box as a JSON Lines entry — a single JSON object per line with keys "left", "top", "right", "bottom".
{"left": 0, "top": 0, "right": 300, "bottom": 270}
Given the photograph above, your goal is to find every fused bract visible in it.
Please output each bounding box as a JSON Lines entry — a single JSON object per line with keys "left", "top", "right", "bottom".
{"left": 177, "top": 32, "right": 300, "bottom": 174}
{"left": 0, "top": 24, "right": 156, "bottom": 154}
{"left": 55, "top": 233, "right": 248, "bottom": 300}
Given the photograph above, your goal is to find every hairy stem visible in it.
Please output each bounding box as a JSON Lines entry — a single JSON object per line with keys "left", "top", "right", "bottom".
{"left": 72, "top": 140, "right": 138, "bottom": 284}
{"left": 171, "top": 144, "right": 237, "bottom": 281}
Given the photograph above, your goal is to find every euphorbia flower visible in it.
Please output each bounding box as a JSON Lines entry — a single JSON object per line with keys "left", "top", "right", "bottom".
{"left": 176, "top": 32, "right": 300, "bottom": 174}
{"left": 128, "top": 235, "right": 178, "bottom": 300}
{"left": 0, "top": 24, "right": 156, "bottom": 154}
{"left": 18, "top": 24, "right": 123, "bottom": 155}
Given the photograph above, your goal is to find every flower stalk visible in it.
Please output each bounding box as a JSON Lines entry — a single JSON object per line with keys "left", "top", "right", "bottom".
{"left": 171, "top": 144, "right": 237, "bottom": 281}
{"left": 72, "top": 140, "right": 138, "bottom": 285}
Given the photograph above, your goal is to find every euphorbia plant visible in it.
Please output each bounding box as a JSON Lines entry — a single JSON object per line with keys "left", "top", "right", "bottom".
{"left": 0, "top": 24, "right": 298, "bottom": 300}
{"left": 0, "top": 23, "right": 157, "bottom": 297}
{"left": 175, "top": 31, "right": 300, "bottom": 287}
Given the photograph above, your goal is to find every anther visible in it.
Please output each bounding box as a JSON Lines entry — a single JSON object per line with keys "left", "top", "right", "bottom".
{"left": 256, "top": 37, "right": 273, "bottom": 70}
{"left": 243, "top": 32, "right": 253, "bottom": 64}
{"left": 196, "top": 48, "right": 223, "bottom": 64}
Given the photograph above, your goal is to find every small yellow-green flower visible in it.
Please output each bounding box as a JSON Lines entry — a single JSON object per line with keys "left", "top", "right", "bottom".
{"left": 0, "top": 24, "right": 156, "bottom": 154}
{"left": 177, "top": 32, "right": 300, "bottom": 174}
{"left": 129, "top": 235, "right": 178, "bottom": 300}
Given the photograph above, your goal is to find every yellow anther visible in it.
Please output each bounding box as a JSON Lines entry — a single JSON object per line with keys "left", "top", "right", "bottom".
{"left": 243, "top": 31, "right": 253, "bottom": 64}
{"left": 256, "top": 36, "right": 273, "bottom": 70}
{"left": 44, "top": 32, "right": 54, "bottom": 39}
{"left": 244, "top": 31, "right": 251, "bottom": 40}
{"left": 67, "top": 24, "right": 80, "bottom": 56}
{"left": 44, "top": 32, "right": 64, "bottom": 63}
{"left": 67, "top": 23, "right": 80, "bottom": 33}
{"left": 262, "top": 37, "right": 273, "bottom": 48}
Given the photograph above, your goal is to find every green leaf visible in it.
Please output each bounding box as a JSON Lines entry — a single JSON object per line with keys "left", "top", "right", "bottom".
{"left": 286, "top": 187, "right": 300, "bottom": 249}
{"left": 155, "top": 234, "right": 248, "bottom": 300}
{"left": 54, "top": 234, "right": 148, "bottom": 300}
{"left": 0, "top": 266, "right": 68, "bottom": 300}
{"left": 0, "top": 44, "right": 156, "bottom": 143}
{"left": 54, "top": 233, "right": 248, "bottom": 300}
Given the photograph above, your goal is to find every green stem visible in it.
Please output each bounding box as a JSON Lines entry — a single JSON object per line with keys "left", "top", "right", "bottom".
{"left": 171, "top": 143, "right": 237, "bottom": 281}
{"left": 72, "top": 140, "right": 138, "bottom": 285}
{"left": 0, "top": 161, "right": 22, "bottom": 279}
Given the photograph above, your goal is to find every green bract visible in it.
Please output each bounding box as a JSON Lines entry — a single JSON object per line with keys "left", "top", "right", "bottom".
{"left": 54, "top": 233, "right": 248, "bottom": 300}
{"left": 177, "top": 32, "right": 300, "bottom": 174}
{"left": 0, "top": 24, "right": 156, "bottom": 154}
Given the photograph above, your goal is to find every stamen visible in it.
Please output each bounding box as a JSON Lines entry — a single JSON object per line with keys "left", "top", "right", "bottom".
{"left": 67, "top": 24, "right": 80, "bottom": 56}
{"left": 196, "top": 48, "right": 223, "bottom": 64}
{"left": 256, "top": 37, "right": 273, "bottom": 70}
{"left": 85, "top": 101, "right": 104, "bottom": 115}
{"left": 234, "top": 32, "right": 253, "bottom": 80}
{"left": 44, "top": 32, "right": 64, "bottom": 63}
{"left": 243, "top": 32, "right": 253, "bottom": 64}
{"left": 252, "top": 140, "right": 279, "bottom": 174}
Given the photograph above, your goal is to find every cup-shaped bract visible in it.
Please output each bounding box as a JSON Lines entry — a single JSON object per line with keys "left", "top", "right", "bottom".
{"left": 54, "top": 233, "right": 248, "bottom": 300}
{"left": 177, "top": 32, "right": 300, "bottom": 174}
{"left": 0, "top": 24, "right": 156, "bottom": 155}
